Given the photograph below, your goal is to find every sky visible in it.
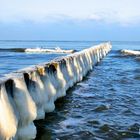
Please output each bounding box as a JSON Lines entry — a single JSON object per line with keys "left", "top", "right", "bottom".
{"left": 0, "top": 0, "right": 140, "bottom": 41}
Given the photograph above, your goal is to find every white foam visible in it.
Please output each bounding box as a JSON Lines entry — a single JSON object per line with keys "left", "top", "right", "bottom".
{"left": 25, "top": 47, "right": 74, "bottom": 54}
{"left": 121, "top": 49, "right": 140, "bottom": 56}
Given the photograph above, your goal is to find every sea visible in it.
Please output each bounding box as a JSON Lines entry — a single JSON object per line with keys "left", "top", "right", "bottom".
{"left": 0, "top": 40, "right": 140, "bottom": 140}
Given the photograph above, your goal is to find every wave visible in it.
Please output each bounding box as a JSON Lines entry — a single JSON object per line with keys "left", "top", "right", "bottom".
{"left": 121, "top": 49, "right": 140, "bottom": 56}
{"left": 25, "top": 47, "right": 75, "bottom": 54}
{"left": 0, "top": 47, "right": 76, "bottom": 54}
{"left": 0, "top": 48, "right": 25, "bottom": 52}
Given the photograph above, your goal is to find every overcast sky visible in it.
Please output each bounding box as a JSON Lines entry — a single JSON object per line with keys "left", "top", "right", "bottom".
{"left": 0, "top": 0, "right": 140, "bottom": 40}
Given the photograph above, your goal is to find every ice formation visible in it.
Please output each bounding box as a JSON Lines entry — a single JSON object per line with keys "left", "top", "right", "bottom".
{"left": 0, "top": 42, "right": 112, "bottom": 140}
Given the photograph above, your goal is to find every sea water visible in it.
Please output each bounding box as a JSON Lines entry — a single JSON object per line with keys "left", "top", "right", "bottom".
{"left": 0, "top": 41, "right": 140, "bottom": 139}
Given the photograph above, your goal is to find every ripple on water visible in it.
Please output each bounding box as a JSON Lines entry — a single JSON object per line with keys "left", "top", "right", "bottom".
{"left": 57, "top": 131, "right": 96, "bottom": 140}
{"left": 135, "top": 57, "right": 140, "bottom": 61}
{"left": 134, "top": 74, "right": 140, "bottom": 80}
{"left": 94, "top": 104, "right": 111, "bottom": 112}
{"left": 95, "top": 124, "right": 140, "bottom": 139}
{"left": 122, "top": 109, "right": 136, "bottom": 116}
{"left": 35, "top": 50, "right": 140, "bottom": 140}
{"left": 87, "top": 120, "right": 100, "bottom": 125}
{"left": 59, "top": 118, "right": 84, "bottom": 129}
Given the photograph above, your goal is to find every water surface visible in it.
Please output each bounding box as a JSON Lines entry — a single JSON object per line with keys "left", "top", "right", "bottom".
{"left": 0, "top": 41, "right": 140, "bottom": 139}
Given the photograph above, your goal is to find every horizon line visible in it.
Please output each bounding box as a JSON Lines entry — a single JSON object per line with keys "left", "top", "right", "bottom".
{"left": 0, "top": 40, "right": 140, "bottom": 42}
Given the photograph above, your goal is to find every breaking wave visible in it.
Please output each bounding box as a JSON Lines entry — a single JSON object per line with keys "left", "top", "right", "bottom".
{"left": 0, "top": 47, "right": 76, "bottom": 54}
{"left": 121, "top": 49, "right": 140, "bottom": 56}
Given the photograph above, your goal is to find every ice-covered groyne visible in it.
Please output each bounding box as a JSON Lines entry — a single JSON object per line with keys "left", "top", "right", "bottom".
{"left": 0, "top": 42, "right": 112, "bottom": 140}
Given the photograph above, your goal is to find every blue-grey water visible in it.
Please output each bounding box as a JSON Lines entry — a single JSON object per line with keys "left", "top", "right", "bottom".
{"left": 0, "top": 41, "right": 140, "bottom": 139}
